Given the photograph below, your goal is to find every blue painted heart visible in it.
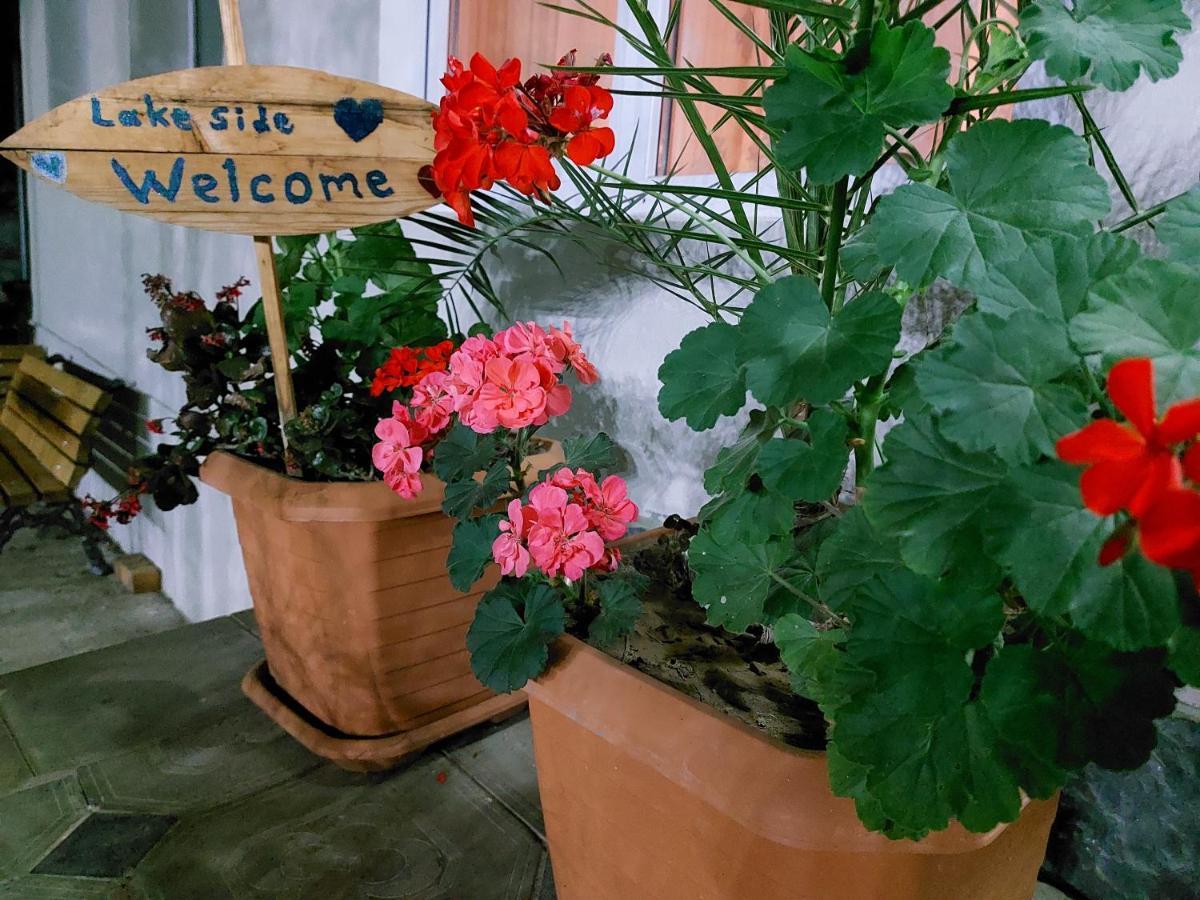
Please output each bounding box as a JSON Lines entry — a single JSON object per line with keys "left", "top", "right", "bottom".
{"left": 31, "top": 151, "right": 67, "bottom": 184}
{"left": 333, "top": 98, "right": 384, "bottom": 142}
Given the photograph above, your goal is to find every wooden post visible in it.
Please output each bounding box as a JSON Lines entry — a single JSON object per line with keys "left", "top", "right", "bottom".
{"left": 217, "top": 0, "right": 299, "bottom": 451}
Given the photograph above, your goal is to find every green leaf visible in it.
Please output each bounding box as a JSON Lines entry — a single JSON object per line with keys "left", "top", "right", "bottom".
{"left": 588, "top": 577, "right": 645, "bottom": 646}
{"left": 864, "top": 416, "right": 1008, "bottom": 577}
{"left": 447, "top": 514, "right": 501, "bottom": 592}
{"left": 985, "top": 462, "right": 1181, "bottom": 650}
{"left": 658, "top": 323, "right": 747, "bottom": 430}
{"left": 700, "top": 484, "right": 796, "bottom": 543}
{"left": 688, "top": 523, "right": 793, "bottom": 631}
{"left": 774, "top": 613, "right": 845, "bottom": 707}
{"left": 561, "top": 432, "right": 620, "bottom": 474}
{"left": 466, "top": 581, "right": 565, "bottom": 693}
{"left": 816, "top": 505, "right": 903, "bottom": 609}
{"left": 764, "top": 22, "right": 953, "bottom": 183}
{"left": 826, "top": 573, "right": 1013, "bottom": 836}
{"left": 978, "top": 645, "right": 1070, "bottom": 799}
{"left": 756, "top": 409, "right": 849, "bottom": 501}
{"left": 1157, "top": 185, "right": 1200, "bottom": 264}
{"left": 442, "top": 460, "right": 510, "bottom": 520}
{"left": 1070, "top": 258, "right": 1200, "bottom": 404}
{"left": 855, "top": 120, "right": 1110, "bottom": 288}
{"left": 967, "top": 232, "right": 1140, "bottom": 324}
{"left": 915, "top": 310, "right": 1089, "bottom": 465}
{"left": 1020, "top": 0, "right": 1190, "bottom": 91}
{"left": 737, "top": 277, "right": 902, "bottom": 406}
{"left": 432, "top": 424, "right": 503, "bottom": 484}
{"left": 1169, "top": 624, "right": 1200, "bottom": 685}
{"left": 702, "top": 409, "right": 779, "bottom": 495}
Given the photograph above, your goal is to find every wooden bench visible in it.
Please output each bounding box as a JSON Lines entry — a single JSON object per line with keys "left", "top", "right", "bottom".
{"left": 0, "top": 345, "right": 44, "bottom": 400}
{"left": 0, "top": 354, "right": 113, "bottom": 573}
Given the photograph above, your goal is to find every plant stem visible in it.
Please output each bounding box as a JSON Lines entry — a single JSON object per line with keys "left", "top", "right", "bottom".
{"left": 767, "top": 570, "right": 845, "bottom": 623}
{"left": 822, "top": 178, "right": 849, "bottom": 311}
{"left": 853, "top": 372, "right": 887, "bottom": 483}
{"left": 1074, "top": 94, "right": 1139, "bottom": 215}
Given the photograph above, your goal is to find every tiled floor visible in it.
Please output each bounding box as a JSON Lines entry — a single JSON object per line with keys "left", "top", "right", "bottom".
{"left": 1, "top": 530, "right": 1072, "bottom": 899}
{"left": 0, "top": 531, "right": 551, "bottom": 899}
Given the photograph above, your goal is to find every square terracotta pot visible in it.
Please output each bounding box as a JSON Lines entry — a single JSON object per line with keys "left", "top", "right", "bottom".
{"left": 201, "top": 444, "right": 561, "bottom": 769}
{"left": 525, "top": 636, "right": 1058, "bottom": 900}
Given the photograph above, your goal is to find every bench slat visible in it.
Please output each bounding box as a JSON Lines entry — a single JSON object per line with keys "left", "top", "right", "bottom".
{"left": 0, "top": 408, "right": 79, "bottom": 487}
{"left": 0, "top": 345, "right": 43, "bottom": 362}
{"left": 0, "top": 440, "right": 39, "bottom": 506}
{"left": 17, "top": 356, "right": 108, "bottom": 414}
{"left": 11, "top": 369, "right": 96, "bottom": 435}
{"left": 0, "top": 429, "right": 69, "bottom": 503}
{"left": 1, "top": 398, "right": 87, "bottom": 463}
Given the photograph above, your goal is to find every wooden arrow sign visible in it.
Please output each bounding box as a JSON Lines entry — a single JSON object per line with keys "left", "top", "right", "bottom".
{"left": 1, "top": 65, "right": 438, "bottom": 235}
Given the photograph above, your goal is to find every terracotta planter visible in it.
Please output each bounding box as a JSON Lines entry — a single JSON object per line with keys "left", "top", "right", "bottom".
{"left": 525, "top": 636, "right": 1058, "bottom": 900}
{"left": 201, "top": 444, "right": 561, "bottom": 771}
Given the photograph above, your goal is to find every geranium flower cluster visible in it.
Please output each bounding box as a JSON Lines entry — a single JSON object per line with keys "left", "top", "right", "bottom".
{"left": 370, "top": 340, "right": 456, "bottom": 396}
{"left": 424, "top": 50, "right": 616, "bottom": 226}
{"left": 1057, "top": 357, "right": 1200, "bottom": 586}
{"left": 493, "top": 468, "right": 638, "bottom": 581}
{"left": 372, "top": 321, "right": 599, "bottom": 498}
{"left": 82, "top": 490, "right": 143, "bottom": 530}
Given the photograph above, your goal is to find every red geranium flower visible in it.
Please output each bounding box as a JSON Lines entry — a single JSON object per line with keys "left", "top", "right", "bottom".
{"left": 425, "top": 50, "right": 615, "bottom": 225}
{"left": 1055, "top": 357, "right": 1200, "bottom": 517}
{"left": 1138, "top": 488, "right": 1200, "bottom": 581}
{"left": 145, "top": 418, "right": 164, "bottom": 434}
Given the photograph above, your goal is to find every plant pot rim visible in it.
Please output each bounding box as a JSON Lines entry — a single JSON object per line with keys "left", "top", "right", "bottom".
{"left": 526, "top": 633, "right": 1045, "bottom": 857}
{"left": 199, "top": 449, "right": 449, "bottom": 522}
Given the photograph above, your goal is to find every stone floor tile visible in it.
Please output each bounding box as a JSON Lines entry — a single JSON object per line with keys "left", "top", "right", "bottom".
{"left": 78, "top": 701, "right": 320, "bottom": 815}
{"left": 0, "top": 532, "right": 185, "bottom": 676}
{"left": 33, "top": 812, "right": 176, "bottom": 878}
{"left": 0, "top": 874, "right": 141, "bottom": 898}
{"left": 1033, "top": 884, "right": 1069, "bottom": 900}
{"left": 0, "top": 715, "right": 31, "bottom": 795}
{"left": 230, "top": 609, "right": 259, "bottom": 636}
{"left": 0, "top": 775, "right": 88, "bottom": 880}
{"left": 442, "top": 713, "right": 544, "bottom": 837}
{"left": 130, "top": 757, "right": 544, "bottom": 900}
{"left": 0, "top": 617, "right": 261, "bottom": 774}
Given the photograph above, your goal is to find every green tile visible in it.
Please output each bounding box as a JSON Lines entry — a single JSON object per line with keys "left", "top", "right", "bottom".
{"left": 78, "top": 701, "right": 319, "bottom": 815}
{"left": 0, "top": 874, "right": 141, "bottom": 898}
{"left": 229, "top": 610, "right": 259, "bottom": 637}
{"left": 442, "top": 713, "right": 544, "bottom": 837}
{"left": 33, "top": 812, "right": 175, "bottom": 878}
{"left": 0, "top": 776, "right": 88, "bottom": 880}
{"left": 131, "top": 757, "right": 543, "bottom": 900}
{"left": 0, "top": 715, "right": 31, "bottom": 795}
{"left": 0, "top": 618, "right": 261, "bottom": 774}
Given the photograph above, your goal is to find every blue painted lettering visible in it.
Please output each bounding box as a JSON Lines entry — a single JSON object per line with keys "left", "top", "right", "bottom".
{"left": 222, "top": 158, "right": 240, "bottom": 202}
{"left": 110, "top": 156, "right": 184, "bottom": 204}
{"left": 250, "top": 174, "right": 275, "bottom": 203}
{"left": 171, "top": 108, "right": 192, "bottom": 131}
{"left": 210, "top": 107, "right": 228, "bottom": 130}
{"left": 273, "top": 112, "right": 294, "bottom": 134}
{"left": 366, "top": 169, "right": 394, "bottom": 198}
{"left": 117, "top": 109, "right": 142, "bottom": 127}
{"left": 143, "top": 94, "right": 169, "bottom": 127}
{"left": 252, "top": 105, "right": 270, "bottom": 134}
{"left": 319, "top": 172, "right": 362, "bottom": 201}
{"left": 191, "top": 173, "right": 219, "bottom": 203}
{"left": 90, "top": 97, "right": 115, "bottom": 127}
{"left": 284, "top": 172, "right": 313, "bottom": 204}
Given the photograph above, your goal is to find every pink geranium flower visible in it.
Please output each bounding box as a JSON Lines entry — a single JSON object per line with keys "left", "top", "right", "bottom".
{"left": 473, "top": 356, "right": 548, "bottom": 432}
{"left": 526, "top": 483, "right": 605, "bottom": 580}
{"left": 412, "top": 370, "right": 456, "bottom": 434}
{"left": 492, "top": 498, "right": 537, "bottom": 577}
{"left": 548, "top": 321, "right": 599, "bottom": 384}
{"left": 584, "top": 475, "right": 638, "bottom": 541}
{"left": 372, "top": 417, "right": 424, "bottom": 499}
{"left": 495, "top": 322, "right": 563, "bottom": 373}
